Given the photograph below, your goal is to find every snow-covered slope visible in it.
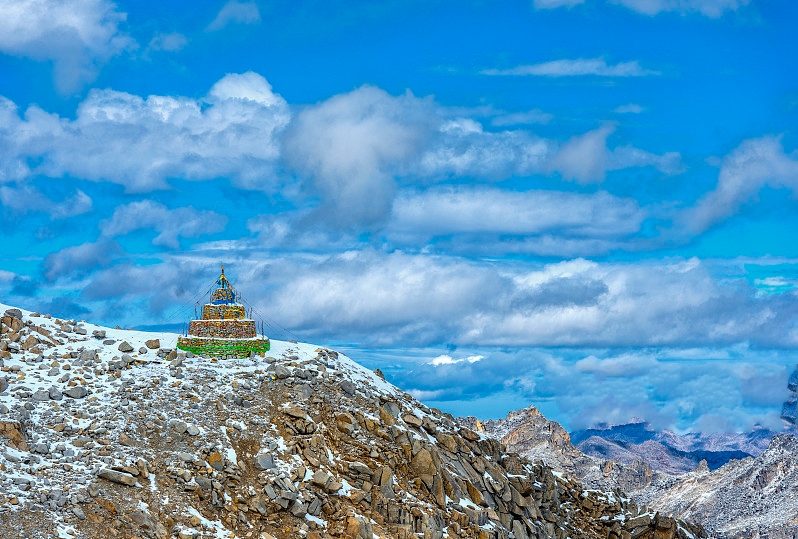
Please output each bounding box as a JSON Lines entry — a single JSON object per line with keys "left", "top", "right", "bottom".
{"left": 0, "top": 304, "right": 704, "bottom": 539}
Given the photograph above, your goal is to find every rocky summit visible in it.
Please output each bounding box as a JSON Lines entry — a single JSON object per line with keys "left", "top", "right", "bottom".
{"left": 462, "top": 405, "right": 798, "bottom": 539}
{"left": 0, "top": 303, "right": 704, "bottom": 539}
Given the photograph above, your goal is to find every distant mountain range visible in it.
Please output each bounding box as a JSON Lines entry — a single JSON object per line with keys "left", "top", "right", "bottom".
{"left": 571, "top": 419, "right": 775, "bottom": 474}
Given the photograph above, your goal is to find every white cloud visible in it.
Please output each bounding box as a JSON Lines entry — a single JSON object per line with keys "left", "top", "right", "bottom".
{"left": 684, "top": 136, "right": 798, "bottom": 232}
{"left": 388, "top": 187, "right": 645, "bottom": 239}
{"left": 0, "top": 0, "right": 135, "bottom": 92}
{"left": 0, "top": 184, "right": 92, "bottom": 218}
{"left": 419, "top": 123, "right": 679, "bottom": 185}
{"left": 609, "top": 0, "right": 751, "bottom": 17}
{"left": 533, "top": 0, "right": 586, "bottom": 8}
{"left": 283, "top": 86, "right": 436, "bottom": 228}
{"left": 548, "top": 126, "right": 614, "bottom": 182}
{"left": 430, "top": 354, "right": 483, "bottom": 366}
{"left": 100, "top": 200, "right": 228, "bottom": 248}
{"left": 43, "top": 240, "right": 120, "bottom": 280}
{"left": 147, "top": 32, "right": 188, "bottom": 52}
{"left": 614, "top": 103, "right": 645, "bottom": 114}
{"left": 207, "top": 0, "right": 261, "bottom": 31}
{"left": 1, "top": 72, "right": 290, "bottom": 192}
{"left": 482, "top": 58, "right": 659, "bottom": 77}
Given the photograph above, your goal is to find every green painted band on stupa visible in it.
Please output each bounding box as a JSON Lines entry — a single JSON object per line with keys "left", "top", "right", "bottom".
{"left": 176, "top": 337, "right": 270, "bottom": 358}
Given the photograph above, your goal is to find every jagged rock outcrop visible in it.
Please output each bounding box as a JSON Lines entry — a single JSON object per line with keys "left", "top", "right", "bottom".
{"left": 0, "top": 304, "right": 704, "bottom": 539}
{"left": 460, "top": 406, "right": 659, "bottom": 493}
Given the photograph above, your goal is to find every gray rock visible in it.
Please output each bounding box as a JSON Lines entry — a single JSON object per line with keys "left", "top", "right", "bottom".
{"left": 122, "top": 354, "right": 134, "bottom": 364}
{"left": 4, "top": 308, "right": 22, "bottom": 319}
{"left": 72, "top": 507, "right": 86, "bottom": 520}
{"left": 117, "top": 341, "right": 134, "bottom": 353}
{"left": 196, "top": 477, "right": 212, "bottom": 490}
{"left": 92, "top": 330, "right": 106, "bottom": 339}
{"left": 97, "top": 468, "right": 137, "bottom": 486}
{"left": 273, "top": 365, "right": 290, "bottom": 379}
{"left": 0, "top": 377, "right": 7, "bottom": 393}
{"left": 74, "top": 327, "right": 87, "bottom": 335}
{"left": 171, "top": 420, "right": 187, "bottom": 434}
{"left": 32, "top": 442, "right": 49, "bottom": 454}
{"left": 64, "top": 386, "right": 88, "bottom": 399}
{"left": 47, "top": 367, "right": 60, "bottom": 377}
{"left": 32, "top": 389, "right": 51, "bottom": 401}
{"left": 186, "top": 425, "right": 200, "bottom": 436}
{"left": 49, "top": 386, "right": 63, "bottom": 401}
{"left": 79, "top": 349, "right": 96, "bottom": 362}
{"left": 103, "top": 339, "right": 115, "bottom": 345}
{"left": 178, "top": 452, "right": 194, "bottom": 462}
{"left": 340, "top": 380, "right": 356, "bottom": 395}
{"left": 253, "top": 452, "right": 275, "bottom": 470}
{"left": 289, "top": 501, "right": 307, "bottom": 518}
{"left": 138, "top": 347, "right": 148, "bottom": 354}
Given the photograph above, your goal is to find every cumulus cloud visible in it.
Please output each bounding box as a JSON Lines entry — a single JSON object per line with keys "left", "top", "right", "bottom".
{"left": 0, "top": 0, "right": 135, "bottom": 92}
{"left": 100, "top": 201, "right": 228, "bottom": 248}
{"left": 0, "top": 72, "right": 290, "bottom": 192}
{"left": 162, "top": 252, "right": 798, "bottom": 349}
{"left": 482, "top": 58, "right": 659, "bottom": 77}
{"left": 283, "top": 86, "right": 436, "bottom": 228}
{"left": 207, "top": 0, "right": 261, "bottom": 31}
{"left": 609, "top": 0, "right": 751, "bottom": 17}
{"left": 684, "top": 136, "right": 798, "bottom": 232}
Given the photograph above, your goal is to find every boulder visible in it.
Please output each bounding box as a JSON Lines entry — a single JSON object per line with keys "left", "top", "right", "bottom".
{"left": 117, "top": 341, "right": 134, "bottom": 353}
{"left": 3, "top": 309, "right": 22, "bottom": 320}
{"left": 145, "top": 339, "right": 160, "bottom": 350}
{"left": 64, "top": 386, "right": 88, "bottom": 399}
{"left": 97, "top": 469, "right": 137, "bottom": 486}
{"left": 253, "top": 452, "right": 275, "bottom": 470}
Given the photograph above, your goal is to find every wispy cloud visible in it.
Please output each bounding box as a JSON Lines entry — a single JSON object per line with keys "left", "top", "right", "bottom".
{"left": 490, "top": 109, "right": 554, "bottom": 126}
{"left": 481, "top": 58, "right": 659, "bottom": 77}
{"left": 147, "top": 32, "right": 188, "bottom": 52}
{"left": 683, "top": 136, "right": 798, "bottom": 232}
{"left": 614, "top": 103, "right": 645, "bottom": 113}
{"left": 609, "top": 0, "right": 751, "bottom": 17}
{"left": 533, "top": 0, "right": 586, "bottom": 8}
{"left": 207, "top": 0, "right": 261, "bottom": 32}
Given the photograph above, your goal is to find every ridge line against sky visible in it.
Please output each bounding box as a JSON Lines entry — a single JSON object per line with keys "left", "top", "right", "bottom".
{"left": 0, "top": 0, "right": 797, "bottom": 433}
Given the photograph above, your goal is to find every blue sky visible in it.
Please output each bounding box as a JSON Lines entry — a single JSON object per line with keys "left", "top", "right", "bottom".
{"left": 1, "top": 0, "right": 798, "bottom": 433}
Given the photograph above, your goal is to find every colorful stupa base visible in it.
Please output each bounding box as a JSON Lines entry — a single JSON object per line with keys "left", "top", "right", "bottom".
{"left": 178, "top": 265, "right": 270, "bottom": 359}
{"left": 177, "top": 336, "right": 270, "bottom": 359}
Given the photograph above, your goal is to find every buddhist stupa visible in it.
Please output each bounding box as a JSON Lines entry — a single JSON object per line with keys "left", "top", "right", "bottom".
{"left": 177, "top": 265, "right": 270, "bottom": 358}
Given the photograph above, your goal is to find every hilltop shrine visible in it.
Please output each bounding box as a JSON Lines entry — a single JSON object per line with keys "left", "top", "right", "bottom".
{"left": 176, "top": 265, "right": 270, "bottom": 358}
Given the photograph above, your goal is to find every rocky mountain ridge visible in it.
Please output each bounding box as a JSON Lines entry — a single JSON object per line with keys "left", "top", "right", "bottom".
{"left": 0, "top": 302, "right": 703, "bottom": 539}
{"left": 463, "top": 405, "right": 798, "bottom": 539}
